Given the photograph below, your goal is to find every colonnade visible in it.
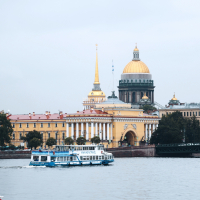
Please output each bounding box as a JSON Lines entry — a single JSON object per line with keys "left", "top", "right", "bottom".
{"left": 119, "top": 91, "right": 154, "bottom": 104}
{"left": 66, "top": 122, "right": 112, "bottom": 141}
{"left": 144, "top": 123, "right": 158, "bottom": 141}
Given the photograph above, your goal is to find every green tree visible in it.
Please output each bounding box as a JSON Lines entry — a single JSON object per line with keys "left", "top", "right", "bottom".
{"left": 64, "top": 137, "right": 74, "bottom": 145}
{"left": 150, "top": 111, "right": 200, "bottom": 145}
{"left": 21, "top": 130, "right": 43, "bottom": 150}
{"left": 0, "top": 113, "right": 13, "bottom": 146}
{"left": 46, "top": 137, "right": 57, "bottom": 148}
{"left": 91, "top": 136, "right": 100, "bottom": 144}
{"left": 76, "top": 136, "right": 86, "bottom": 145}
{"left": 29, "top": 138, "right": 41, "bottom": 149}
{"left": 185, "top": 116, "right": 200, "bottom": 143}
{"left": 140, "top": 105, "right": 157, "bottom": 114}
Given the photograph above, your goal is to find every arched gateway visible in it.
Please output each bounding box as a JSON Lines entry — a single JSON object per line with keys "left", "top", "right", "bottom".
{"left": 121, "top": 130, "right": 137, "bottom": 146}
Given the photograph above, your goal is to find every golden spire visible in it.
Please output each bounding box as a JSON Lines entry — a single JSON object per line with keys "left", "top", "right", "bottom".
{"left": 94, "top": 44, "right": 100, "bottom": 84}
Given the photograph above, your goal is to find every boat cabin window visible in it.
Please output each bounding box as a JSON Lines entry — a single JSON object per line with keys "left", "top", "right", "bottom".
{"left": 41, "top": 156, "right": 47, "bottom": 162}
{"left": 89, "top": 147, "right": 95, "bottom": 150}
{"left": 51, "top": 157, "right": 56, "bottom": 162}
{"left": 98, "top": 147, "right": 104, "bottom": 150}
{"left": 57, "top": 157, "right": 63, "bottom": 161}
{"left": 33, "top": 156, "right": 39, "bottom": 161}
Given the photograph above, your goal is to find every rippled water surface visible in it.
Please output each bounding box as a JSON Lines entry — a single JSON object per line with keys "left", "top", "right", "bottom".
{"left": 0, "top": 158, "right": 199, "bottom": 200}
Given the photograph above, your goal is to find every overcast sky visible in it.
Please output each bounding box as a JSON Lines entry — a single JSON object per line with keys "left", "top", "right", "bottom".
{"left": 1, "top": 0, "right": 200, "bottom": 114}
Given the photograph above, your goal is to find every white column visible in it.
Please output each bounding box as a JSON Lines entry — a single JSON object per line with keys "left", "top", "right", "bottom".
{"left": 95, "top": 123, "right": 98, "bottom": 136}
{"left": 91, "top": 122, "right": 94, "bottom": 138}
{"left": 86, "top": 123, "right": 89, "bottom": 140}
{"left": 149, "top": 124, "right": 152, "bottom": 139}
{"left": 145, "top": 124, "right": 148, "bottom": 141}
{"left": 110, "top": 123, "right": 113, "bottom": 140}
{"left": 66, "top": 123, "right": 69, "bottom": 137}
{"left": 152, "top": 124, "right": 155, "bottom": 133}
{"left": 81, "top": 122, "right": 84, "bottom": 137}
{"left": 107, "top": 123, "right": 109, "bottom": 140}
{"left": 76, "top": 123, "right": 79, "bottom": 139}
{"left": 103, "top": 123, "right": 105, "bottom": 140}
{"left": 71, "top": 123, "right": 74, "bottom": 139}
{"left": 99, "top": 123, "right": 102, "bottom": 139}
{"left": 156, "top": 124, "right": 158, "bottom": 128}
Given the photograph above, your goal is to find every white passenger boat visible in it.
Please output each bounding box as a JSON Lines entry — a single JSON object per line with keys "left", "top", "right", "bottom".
{"left": 29, "top": 144, "right": 114, "bottom": 167}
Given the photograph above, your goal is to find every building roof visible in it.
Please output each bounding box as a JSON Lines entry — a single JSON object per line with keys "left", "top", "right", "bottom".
{"left": 70, "top": 109, "right": 108, "bottom": 115}
{"left": 8, "top": 113, "right": 66, "bottom": 120}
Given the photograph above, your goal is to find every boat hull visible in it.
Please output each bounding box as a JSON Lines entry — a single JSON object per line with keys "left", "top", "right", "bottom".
{"left": 29, "top": 159, "right": 114, "bottom": 167}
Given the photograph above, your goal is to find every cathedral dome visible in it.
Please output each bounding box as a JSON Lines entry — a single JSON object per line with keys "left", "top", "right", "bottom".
{"left": 123, "top": 60, "right": 150, "bottom": 74}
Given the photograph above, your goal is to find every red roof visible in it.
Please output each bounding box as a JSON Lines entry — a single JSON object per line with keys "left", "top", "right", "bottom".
{"left": 8, "top": 113, "right": 67, "bottom": 120}
{"left": 71, "top": 109, "right": 108, "bottom": 115}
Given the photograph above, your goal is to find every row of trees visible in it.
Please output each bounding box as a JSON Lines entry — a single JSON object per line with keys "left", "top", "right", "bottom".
{"left": 150, "top": 111, "right": 200, "bottom": 144}
{"left": 22, "top": 133, "right": 101, "bottom": 149}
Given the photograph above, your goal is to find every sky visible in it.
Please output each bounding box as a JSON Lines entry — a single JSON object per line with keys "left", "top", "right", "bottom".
{"left": 1, "top": 0, "right": 200, "bottom": 114}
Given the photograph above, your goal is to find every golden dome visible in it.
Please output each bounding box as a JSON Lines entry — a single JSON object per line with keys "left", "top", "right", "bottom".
{"left": 171, "top": 93, "right": 177, "bottom": 100}
{"left": 134, "top": 47, "right": 139, "bottom": 51}
{"left": 123, "top": 61, "right": 150, "bottom": 73}
{"left": 142, "top": 92, "right": 148, "bottom": 100}
{"left": 88, "top": 90, "right": 106, "bottom": 97}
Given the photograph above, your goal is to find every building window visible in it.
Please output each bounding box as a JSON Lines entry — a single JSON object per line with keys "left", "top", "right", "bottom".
{"left": 13, "top": 123, "right": 15, "bottom": 128}
{"left": 196, "top": 112, "right": 198, "bottom": 116}
{"left": 19, "top": 123, "right": 22, "bottom": 128}
{"left": 41, "top": 132, "right": 43, "bottom": 139}
{"left": 162, "top": 114, "right": 164, "bottom": 117}
{"left": 184, "top": 112, "right": 186, "bottom": 116}
{"left": 19, "top": 132, "right": 22, "bottom": 140}
{"left": 62, "top": 123, "right": 65, "bottom": 127}
{"left": 33, "top": 123, "right": 36, "bottom": 128}
{"left": 12, "top": 133, "right": 15, "bottom": 140}
{"left": 48, "top": 132, "right": 50, "bottom": 138}
{"left": 27, "top": 123, "right": 29, "bottom": 128}
{"left": 48, "top": 123, "right": 50, "bottom": 128}
{"left": 199, "top": 112, "right": 200, "bottom": 116}
{"left": 55, "top": 132, "right": 58, "bottom": 140}
{"left": 187, "top": 112, "right": 188, "bottom": 116}
{"left": 62, "top": 132, "right": 65, "bottom": 140}
{"left": 193, "top": 112, "right": 195, "bottom": 116}
{"left": 113, "top": 125, "right": 114, "bottom": 128}
{"left": 166, "top": 112, "right": 168, "bottom": 115}
{"left": 41, "top": 123, "right": 43, "bottom": 128}
{"left": 55, "top": 123, "right": 57, "bottom": 128}
{"left": 69, "top": 124, "right": 71, "bottom": 127}
{"left": 190, "top": 112, "right": 192, "bottom": 116}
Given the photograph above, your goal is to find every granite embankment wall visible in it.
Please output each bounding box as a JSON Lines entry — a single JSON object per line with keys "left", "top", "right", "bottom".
{"left": 106, "top": 146, "right": 157, "bottom": 157}
{"left": 0, "top": 151, "right": 31, "bottom": 159}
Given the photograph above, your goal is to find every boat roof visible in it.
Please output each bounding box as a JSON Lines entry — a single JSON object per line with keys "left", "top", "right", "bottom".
{"left": 55, "top": 144, "right": 103, "bottom": 147}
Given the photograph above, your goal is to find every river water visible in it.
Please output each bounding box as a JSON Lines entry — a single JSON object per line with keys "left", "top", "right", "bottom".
{"left": 0, "top": 158, "right": 199, "bottom": 200}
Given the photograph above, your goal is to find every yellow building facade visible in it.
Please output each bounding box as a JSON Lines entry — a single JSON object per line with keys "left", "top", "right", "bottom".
{"left": 8, "top": 45, "right": 160, "bottom": 148}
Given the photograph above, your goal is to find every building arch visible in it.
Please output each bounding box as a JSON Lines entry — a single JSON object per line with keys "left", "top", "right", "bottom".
{"left": 122, "top": 128, "right": 138, "bottom": 146}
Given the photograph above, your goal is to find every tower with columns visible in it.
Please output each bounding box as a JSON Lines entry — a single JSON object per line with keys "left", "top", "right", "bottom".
{"left": 83, "top": 44, "right": 106, "bottom": 110}
{"left": 118, "top": 45, "right": 155, "bottom": 105}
